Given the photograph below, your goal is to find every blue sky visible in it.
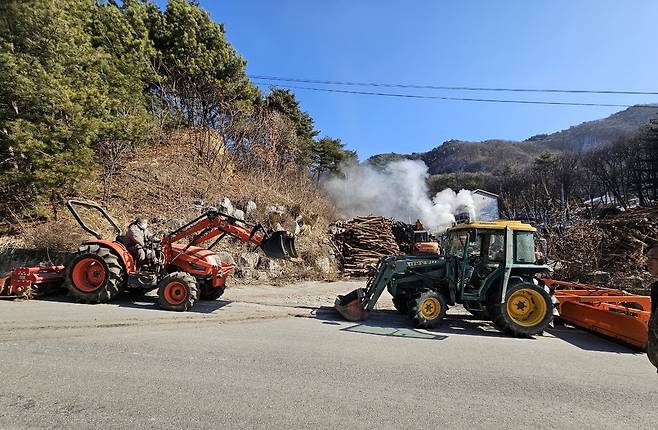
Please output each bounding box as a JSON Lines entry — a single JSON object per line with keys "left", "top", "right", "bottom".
{"left": 188, "top": 1, "right": 657, "bottom": 159}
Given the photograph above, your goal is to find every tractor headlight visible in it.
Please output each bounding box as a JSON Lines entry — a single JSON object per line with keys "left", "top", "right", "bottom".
{"left": 207, "top": 255, "right": 220, "bottom": 267}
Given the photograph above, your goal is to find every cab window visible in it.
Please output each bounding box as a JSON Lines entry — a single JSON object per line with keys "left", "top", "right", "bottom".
{"left": 448, "top": 233, "right": 467, "bottom": 256}
{"left": 486, "top": 233, "right": 505, "bottom": 262}
{"left": 514, "top": 231, "right": 535, "bottom": 263}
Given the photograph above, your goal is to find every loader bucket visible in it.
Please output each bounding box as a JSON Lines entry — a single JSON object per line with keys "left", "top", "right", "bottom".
{"left": 334, "top": 288, "right": 368, "bottom": 321}
{"left": 260, "top": 231, "right": 298, "bottom": 260}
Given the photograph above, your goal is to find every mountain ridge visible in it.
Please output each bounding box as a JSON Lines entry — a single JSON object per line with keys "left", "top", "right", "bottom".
{"left": 368, "top": 105, "right": 658, "bottom": 174}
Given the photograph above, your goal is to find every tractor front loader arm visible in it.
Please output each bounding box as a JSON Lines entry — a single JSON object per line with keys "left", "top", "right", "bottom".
{"left": 165, "top": 210, "right": 297, "bottom": 260}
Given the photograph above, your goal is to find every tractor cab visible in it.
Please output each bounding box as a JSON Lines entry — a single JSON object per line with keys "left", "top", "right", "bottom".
{"left": 445, "top": 220, "right": 550, "bottom": 303}
{"left": 438, "top": 220, "right": 554, "bottom": 334}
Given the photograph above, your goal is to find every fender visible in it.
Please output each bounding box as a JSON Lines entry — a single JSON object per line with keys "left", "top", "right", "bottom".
{"left": 82, "top": 240, "right": 136, "bottom": 273}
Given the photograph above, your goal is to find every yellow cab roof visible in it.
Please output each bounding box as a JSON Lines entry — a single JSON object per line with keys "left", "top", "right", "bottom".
{"left": 448, "top": 220, "right": 536, "bottom": 233}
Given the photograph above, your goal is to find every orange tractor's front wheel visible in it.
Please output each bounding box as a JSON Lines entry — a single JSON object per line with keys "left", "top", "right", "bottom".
{"left": 157, "top": 272, "right": 199, "bottom": 311}
{"left": 65, "top": 244, "right": 125, "bottom": 303}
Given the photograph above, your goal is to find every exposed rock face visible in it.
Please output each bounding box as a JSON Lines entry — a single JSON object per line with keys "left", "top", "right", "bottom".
{"left": 258, "top": 258, "right": 282, "bottom": 278}
{"left": 238, "top": 252, "right": 260, "bottom": 270}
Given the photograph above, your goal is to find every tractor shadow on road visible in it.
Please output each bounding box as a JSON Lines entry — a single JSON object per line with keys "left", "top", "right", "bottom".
{"left": 115, "top": 293, "right": 231, "bottom": 314}
{"left": 34, "top": 292, "right": 231, "bottom": 314}
{"left": 546, "top": 324, "right": 642, "bottom": 354}
{"left": 314, "top": 307, "right": 508, "bottom": 341}
{"left": 314, "top": 306, "right": 643, "bottom": 352}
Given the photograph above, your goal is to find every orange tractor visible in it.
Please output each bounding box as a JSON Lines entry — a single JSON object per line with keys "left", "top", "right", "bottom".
{"left": 0, "top": 200, "right": 297, "bottom": 311}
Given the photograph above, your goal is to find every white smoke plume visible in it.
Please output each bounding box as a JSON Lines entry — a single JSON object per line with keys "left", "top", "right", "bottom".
{"left": 323, "top": 159, "right": 479, "bottom": 232}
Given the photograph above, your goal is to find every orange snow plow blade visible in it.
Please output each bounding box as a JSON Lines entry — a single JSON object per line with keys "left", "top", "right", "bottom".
{"left": 334, "top": 288, "right": 368, "bottom": 321}
{"left": 547, "top": 279, "right": 651, "bottom": 350}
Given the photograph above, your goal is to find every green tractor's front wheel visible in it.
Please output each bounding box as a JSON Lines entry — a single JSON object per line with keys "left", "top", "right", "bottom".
{"left": 409, "top": 290, "right": 447, "bottom": 329}
{"left": 487, "top": 282, "right": 553, "bottom": 337}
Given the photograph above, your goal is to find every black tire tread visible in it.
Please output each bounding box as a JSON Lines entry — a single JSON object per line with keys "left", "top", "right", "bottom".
{"left": 157, "top": 271, "right": 198, "bottom": 311}
{"left": 648, "top": 313, "right": 658, "bottom": 370}
{"left": 409, "top": 290, "right": 447, "bottom": 329}
{"left": 392, "top": 296, "right": 410, "bottom": 314}
{"left": 65, "top": 244, "right": 125, "bottom": 304}
{"left": 486, "top": 281, "right": 553, "bottom": 337}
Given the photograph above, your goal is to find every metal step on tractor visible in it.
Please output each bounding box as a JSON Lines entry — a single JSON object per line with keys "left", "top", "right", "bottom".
{"left": 336, "top": 219, "right": 556, "bottom": 336}
{"left": 0, "top": 200, "right": 297, "bottom": 311}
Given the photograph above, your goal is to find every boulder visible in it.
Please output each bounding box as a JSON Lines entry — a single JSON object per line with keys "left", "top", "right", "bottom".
{"left": 233, "top": 209, "right": 245, "bottom": 226}
{"left": 219, "top": 197, "right": 234, "bottom": 216}
{"left": 245, "top": 200, "right": 257, "bottom": 217}
{"left": 235, "top": 268, "right": 255, "bottom": 279}
{"left": 315, "top": 257, "right": 332, "bottom": 274}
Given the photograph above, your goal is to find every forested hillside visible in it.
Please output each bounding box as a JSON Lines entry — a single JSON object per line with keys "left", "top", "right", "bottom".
{"left": 0, "top": 0, "right": 358, "bottom": 280}
{"left": 0, "top": 0, "right": 354, "bottom": 222}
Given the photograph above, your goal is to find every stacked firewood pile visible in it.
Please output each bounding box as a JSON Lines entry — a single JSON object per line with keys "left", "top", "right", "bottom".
{"left": 598, "top": 206, "right": 657, "bottom": 272}
{"left": 391, "top": 221, "right": 415, "bottom": 254}
{"left": 550, "top": 205, "right": 658, "bottom": 291}
{"left": 330, "top": 216, "right": 401, "bottom": 276}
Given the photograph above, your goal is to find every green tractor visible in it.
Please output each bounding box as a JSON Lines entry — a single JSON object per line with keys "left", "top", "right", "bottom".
{"left": 335, "top": 220, "right": 555, "bottom": 336}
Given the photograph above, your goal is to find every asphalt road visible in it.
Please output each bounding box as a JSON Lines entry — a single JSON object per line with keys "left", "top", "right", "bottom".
{"left": 1, "top": 281, "right": 656, "bottom": 429}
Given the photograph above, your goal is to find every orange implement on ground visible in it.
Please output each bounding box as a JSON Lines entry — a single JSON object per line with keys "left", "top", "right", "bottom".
{"left": 546, "top": 279, "right": 651, "bottom": 350}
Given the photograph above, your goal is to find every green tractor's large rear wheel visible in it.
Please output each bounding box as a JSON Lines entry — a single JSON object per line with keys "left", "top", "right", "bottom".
{"left": 487, "top": 282, "right": 553, "bottom": 337}
{"left": 409, "top": 290, "right": 447, "bottom": 329}
{"left": 65, "top": 244, "right": 125, "bottom": 303}
{"left": 648, "top": 313, "right": 658, "bottom": 370}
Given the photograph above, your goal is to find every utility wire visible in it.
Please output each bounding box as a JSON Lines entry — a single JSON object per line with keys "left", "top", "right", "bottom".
{"left": 250, "top": 75, "right": 658, "bottom": 96}
{"left": 253, "top": 80, "right": 658, "bottom": 108}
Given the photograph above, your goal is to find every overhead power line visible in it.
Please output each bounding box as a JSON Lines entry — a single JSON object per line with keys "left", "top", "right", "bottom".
{"left": 253, "top": 80, "right": 658, "bottom": 108}
{"left": 250, "top": 75, "right": 658, "bottom": 96}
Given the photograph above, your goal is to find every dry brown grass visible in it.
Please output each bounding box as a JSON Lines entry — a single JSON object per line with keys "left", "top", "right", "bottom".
{"left": 4, "top": 133, "right": 338, "bottom": 281}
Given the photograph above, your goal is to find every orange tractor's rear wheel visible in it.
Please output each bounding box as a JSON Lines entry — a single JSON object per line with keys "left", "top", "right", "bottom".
{"left": 157, "top": 272, "right": 198, "bottom": 311}
{"left": 65, "top": 244, "right": 125, "bottom": 303}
